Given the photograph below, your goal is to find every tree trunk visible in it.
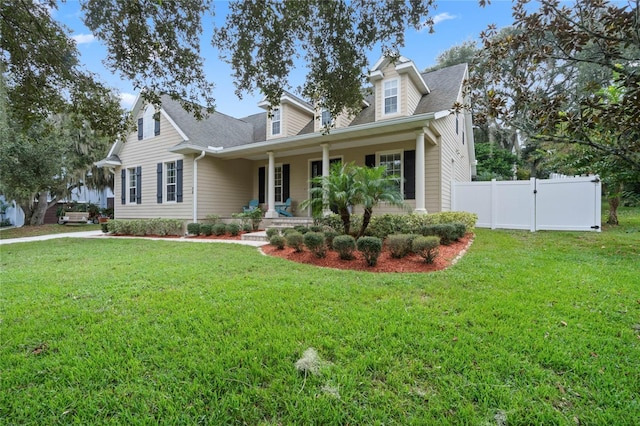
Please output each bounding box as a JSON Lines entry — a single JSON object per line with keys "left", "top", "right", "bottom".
{"left": 607, "top": 183, "right": 622, "bottom": 225}
{"left": 28, "top": 192, "right": 57, "bottom": 225}
{"left": 339, "top": 208, "right": 351, "bottom": 235}
{"left": 358, "top": 208, "right": 373, "bottom": 239}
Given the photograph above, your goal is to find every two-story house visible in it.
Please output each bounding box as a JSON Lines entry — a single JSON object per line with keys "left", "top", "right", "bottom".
{"left": 97, "top": 56, "right": 476, "bottom": 223}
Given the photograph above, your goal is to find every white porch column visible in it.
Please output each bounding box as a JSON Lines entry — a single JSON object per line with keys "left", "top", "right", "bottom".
{"left": 265, "top": 151, "right": 278, "bottom": 218}
{"left": 414, "top": 130, "right": 427, "bottom": 214}
{"left": 321, "top": 143, "right": 331, "bottom": 216}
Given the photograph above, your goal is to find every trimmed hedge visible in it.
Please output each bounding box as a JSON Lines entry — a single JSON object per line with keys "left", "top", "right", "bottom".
{"left": 366, "top": 212, "right": 477, "bottom": 239}
{"left": 107, "top": 219, "right": 183, "bottom": 236}
{"left": 412, "top": 236, "right": 440, "bottom": 264}
{"left": 333, "top": 235, "right": 356, "bottom": 260}
{"left": 187, "top": 222, "right": 201, "bottom": 236}
{"left": 212, "top": 223, "right": 227, "bottom": 236}
{"left": 357, "top": 236, "right": 382, "bottom": 267}
{"left": 269, "top": 234, "right": 286, "bottom": 250}
{"left": 227, "top": 223, "right": 241, "bottom": 236}
{"left": 200, "top": 224, "right": 213, "bottom": 236}
{"left": 286, "top": 231, "right": 304, "bottom": 252}
{"left": 266, "top": 228, "right": 280, "bottom": 239}
{"left": 304, "top": 232, "right": 326, "bottom": 258}
{"left": 386, "top": 234, "right": 416, "bottom": 259}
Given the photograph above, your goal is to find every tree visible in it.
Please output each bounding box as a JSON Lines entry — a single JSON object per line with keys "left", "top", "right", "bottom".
{"left": 480, "top": 0, "right": 640, "bottom": 175}
{"left": 300, "top": 162, "right": 405, "bottom": 237}
{"left": 354, "top": 165, "right": 406, "bottom": 238}
{"left": 301, "top": 162, "right": 360, "bottom": 235}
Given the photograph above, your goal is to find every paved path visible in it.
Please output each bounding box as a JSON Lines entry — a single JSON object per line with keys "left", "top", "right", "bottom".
{"left": 0, "top": 230, "right": 268, "bottom": 247}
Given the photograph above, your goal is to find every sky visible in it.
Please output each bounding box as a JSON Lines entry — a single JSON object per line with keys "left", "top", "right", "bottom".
{"left": 53, "top": 0, "right": 518, "bottom": 118}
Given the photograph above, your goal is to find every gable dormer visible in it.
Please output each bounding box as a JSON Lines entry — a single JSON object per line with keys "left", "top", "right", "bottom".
{"left": 368, "top": 56, "right": 430, "bottom": 122}
{"left": 312, "top": 103, "right": 363, "bottom": 132}
{"left": 258, "top": 92, "right": 314, "bottom": 140}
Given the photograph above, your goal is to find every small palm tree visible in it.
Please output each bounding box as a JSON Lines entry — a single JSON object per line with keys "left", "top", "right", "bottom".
{"left": 300, "top": 162, "right": 359, "bottom": 235}
{"left": 354, "top": 165, "right": 406, "bottom": 238}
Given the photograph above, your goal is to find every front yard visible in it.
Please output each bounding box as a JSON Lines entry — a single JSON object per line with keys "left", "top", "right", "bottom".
{"left": 1, "top": 207, "right": 638, "bottom": 424}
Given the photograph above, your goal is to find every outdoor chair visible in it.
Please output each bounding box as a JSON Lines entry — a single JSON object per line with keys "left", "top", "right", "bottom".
{"left": 243, "top": 199, "right": 259, "bottom": 212}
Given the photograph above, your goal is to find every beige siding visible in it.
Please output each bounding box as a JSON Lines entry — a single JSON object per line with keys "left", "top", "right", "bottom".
{"left": 374, "top": 63, "right": 403, "bottom": 122}
{"left": 196, "top": 157, "right": 253, "bottom": 219}
{"left": 114, "top": 109, "right": 192, "bottom": 220}
{"left": 406, "top": 76, "right": 422, "bottom": 115}
{"left": 283, "top": 104, "right": 312, "bottom": 137}
{"left": 313, "top": 109, "right": 354, "bottom": 132}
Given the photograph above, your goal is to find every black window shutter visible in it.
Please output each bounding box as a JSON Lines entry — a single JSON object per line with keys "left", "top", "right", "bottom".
{"left": 283, "top": 164, "right": 290, "bottom": 200}
{"left": 365, "top": 154, "right": 375, "bottom": 168}
{"left": 462, "top": 131, "right": 465, "bottom": 145}
{"left": 258, "top": 167, "right": 266, "bottom": 203}
{"left": 157, "top": 163, "right": 163, "bottom": 203}
{"left": 403, "top": 150, "right": 416, "bottom": 200}
{"left": 138, "top": 118, "right": 143, "bottom": 140}
{"left": 136, "top": 166, "right": 142, "bottom": 204}
{"left": 121, "top": 169, "right": 126, "bottom": 205}
{"left": 154, "top": 118, "right": 160, "bottom": 136}
{"left": 176, "top": 160, "right": 183, "bottom": 203}
{"left": 456, "top": 115, "right": 459, "bottom": 134}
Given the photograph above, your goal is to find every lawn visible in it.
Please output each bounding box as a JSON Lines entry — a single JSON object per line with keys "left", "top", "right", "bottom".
{"left": 0, "top": 223, "right": 101, "bottom": 240}
{"left": 1, "top": 207, "right": 638, "bottom": 424}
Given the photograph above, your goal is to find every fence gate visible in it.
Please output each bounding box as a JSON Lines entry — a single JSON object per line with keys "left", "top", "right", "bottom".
{"left": 451, "top": 176, "right": 601, "bottom": 232}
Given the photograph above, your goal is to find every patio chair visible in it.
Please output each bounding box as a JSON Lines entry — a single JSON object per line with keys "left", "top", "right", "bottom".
{"left": 275, "top": 198, "right": 293, "bottom": 217}
{"left": 243, "top": 199, "right": 259, "bottom": 212}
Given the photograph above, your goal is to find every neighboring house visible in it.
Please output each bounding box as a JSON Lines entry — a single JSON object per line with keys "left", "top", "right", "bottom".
{"left": 96, "top": 56, "right": 476, "bottom": 222}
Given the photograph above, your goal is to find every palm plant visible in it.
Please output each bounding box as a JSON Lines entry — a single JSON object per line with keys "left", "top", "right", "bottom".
{"left": 300, "top": 162, "right": 359, "bottom": 235}
{"left": 354, "top": 165, "right": 406, "bottom": 238}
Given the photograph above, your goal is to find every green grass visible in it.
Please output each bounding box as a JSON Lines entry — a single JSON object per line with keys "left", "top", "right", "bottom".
{"left": 1, "top": 207, "right": 639, "bottom": 424}
{"left": 0, "top": 224, "right": 100, "bottom": 240}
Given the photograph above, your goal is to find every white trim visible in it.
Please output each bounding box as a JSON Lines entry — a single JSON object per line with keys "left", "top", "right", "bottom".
{"left": 270, "top": 108, "right": 281, "bottom": 136}
{"left": 369, "top": 70, "right": 384, "bottom": 81}
{"left": 160, "top": 109, "right": 189, "bottom": 141}
{"left": 383, "top": 78, "right": 400, "bottom": 116}
{"left": 377, "top": 150, "right": 404, "bottom": 193}
{"left": 164, "top": 160, "right": 178, "bottom": 203}
{"left": 395, "top": 61, "right": 430, "bottom": 94}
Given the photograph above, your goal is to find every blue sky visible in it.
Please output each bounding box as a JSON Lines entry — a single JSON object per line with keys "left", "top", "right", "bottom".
{"left": 53, "top": 0, "right": 518, "bottom": 118}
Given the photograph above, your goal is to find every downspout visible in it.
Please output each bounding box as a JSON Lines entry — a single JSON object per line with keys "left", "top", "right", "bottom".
{"left": 193, "top": 151, "right": 206, "bottom": 223}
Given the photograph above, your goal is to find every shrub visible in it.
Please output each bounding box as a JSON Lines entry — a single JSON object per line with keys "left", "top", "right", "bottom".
{"left": 368, "top": 214, "right": 411, "bottom": 239}
{"left": 242, "top": 223, "right": 252, "bottom": 232}
{"left": 232, "top": 208, "right": 263, "bottom": 231}
{"left": 205, "top": 214, "right": 220, "bottom": 224}
{"left": 100, "top": 222, "right": 109, "bottom": 233}
{"left": 304, "top": 232, "right": 326, "bottom": 258}
{"left": 433, "top": 223, "right": 457, "bottom": 245}
{"left": 200, "top": 224, "right": 213, "bottom": 236}
{"left": 294, "top": 225, "right": 309, "bottom": 234}
{"left": 412, "top": 236, "right": 440, "bottom": 264}
{"left": 227, "top": 223, "right": 241, "bottom": 236}
{"left": 428, "top": 211, "right": 477, "bottom": 231}
{"left": 281, "top": 228, "right": 296, "bottom": 236}
{"left": 309, "top": 225, "right": 323, "bottom": 233}
{"left": 333, "top": 235, "right": 356, "bottom": 260}
{"left": 286, "top": 231, "right": 304, "bottom": 252}
{"left": 187, "top": 222, "right": 200, "bottom": 236}
{"left": 269, "top": 234, "right": 286, "bottom": 250}
{"left": 451, "top": 222, "right": 467, "bottom": 240}
{"left": 266, "top": 228, "right": 280, "bottom": 239}
{"left": 107, "top": 219, "right": 183, "bottom": 236}
{"left": 357, "top": 236, "right": 382, "bottom": 266}
{"left": 386, "top": 234, "right": 416, "bottom": 259}
{"left": 212, "top": 223, "right": 227, "bottom": 236}
{"left": 323, "top": 229, "right": 339, "bottom": 248}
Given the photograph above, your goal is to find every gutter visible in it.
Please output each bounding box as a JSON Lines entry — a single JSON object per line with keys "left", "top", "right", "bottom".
{"left": 193, "top": 150, "right": 206, "bottom": 223}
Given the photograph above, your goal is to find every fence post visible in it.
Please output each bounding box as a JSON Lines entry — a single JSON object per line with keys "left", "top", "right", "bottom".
{"left": 530, "top": 177, "right": 536, "bottom": 232}
{"left": 491, "top": 179, "right": 497, "bottom": 230}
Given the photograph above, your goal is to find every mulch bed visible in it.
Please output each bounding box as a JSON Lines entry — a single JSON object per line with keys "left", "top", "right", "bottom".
{"left": 260, "top": 234, "right": 474, "bottom": 273}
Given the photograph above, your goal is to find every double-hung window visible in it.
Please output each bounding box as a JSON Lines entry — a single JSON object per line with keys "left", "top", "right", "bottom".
{"left": 274, "top": 165, "right": 283, "bottom": 203}
{"left": 165, "top": 161, "right": 176, "bottom": 202}
{"left": 271, "top": 109, "right": 281, "bottom": 136}
{"left": 383, "top": 79, "right": 398, "bottom": 115}
{"left": 128, "top": 168, "right": 137, "bottom": 203}
{"left": 321, "top": 108, "right": 332, "bottom": 127}
{"left": 379, "top": 152, "right": 402, "bottom": 191}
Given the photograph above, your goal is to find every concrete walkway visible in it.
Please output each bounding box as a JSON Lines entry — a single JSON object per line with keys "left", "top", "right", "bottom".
{"left": 0, "top": 230, "right": 268, "bottom": 247}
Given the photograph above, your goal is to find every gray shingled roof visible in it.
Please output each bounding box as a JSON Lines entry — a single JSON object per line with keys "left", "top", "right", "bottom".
{"left": 161, "top": 95, "right": 255, "bottom": 150}
{"left": 349, "top": 63, "right": 467, "bottom": 126}
{"left": 162, "top": 63, "right": 466, "bottom": 149}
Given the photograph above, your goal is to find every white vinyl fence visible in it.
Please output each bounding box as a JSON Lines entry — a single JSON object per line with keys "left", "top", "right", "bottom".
{"left": 452, "top": 176, "right": 601, "bottom": 232}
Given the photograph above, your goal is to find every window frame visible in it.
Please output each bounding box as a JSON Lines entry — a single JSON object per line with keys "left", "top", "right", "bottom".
{"left": 128, "top": 167, "right": 137, "bottom": 203}
{"left": 274, "top": 163, "right": 283, "bottom": 203}
{"left": 165, "top": 161, "right": 177, "bottom": 203}
{"left": 377, "top": 150, "right": 403, "bottom": 192}
{"left": 383, "top": 78, "right": 399, "bottom": 116}
{"left": 271, "top": 108, "right": 281, "bottom": 136}
{"left": 320, "top": 108, "right": 332, "bottom": 127}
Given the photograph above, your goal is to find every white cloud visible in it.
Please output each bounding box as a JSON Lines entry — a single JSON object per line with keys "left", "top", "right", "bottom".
{"left": 72, "top": 34, "right": 95, "bottom": 45}
{"left": 120, "top": 93, "right": 137, "bottom": 109}
{"left": 432, "top": 12, "right": 457, "bottom": 26}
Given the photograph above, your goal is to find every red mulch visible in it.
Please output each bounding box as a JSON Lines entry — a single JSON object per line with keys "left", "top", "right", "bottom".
{"left": 261, "top": 234, "right": 474, "bottom": 273}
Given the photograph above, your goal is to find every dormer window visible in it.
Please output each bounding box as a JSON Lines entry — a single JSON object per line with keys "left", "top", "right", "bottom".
{"left": 138, "top": 105, "right": 160, "bottom": 140}
{"left": 383, "top": 79, "right": 398, "bottom": 115}
{"left": 271, "top": 108, "right": 281, "bottom": 135}
{"left": 321, "top": 108, "right": 332, "bottom": 126}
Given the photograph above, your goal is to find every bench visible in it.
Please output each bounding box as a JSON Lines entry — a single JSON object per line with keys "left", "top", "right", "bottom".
{"left": 59, "top": 212, "right": 90, "bottom": 224}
